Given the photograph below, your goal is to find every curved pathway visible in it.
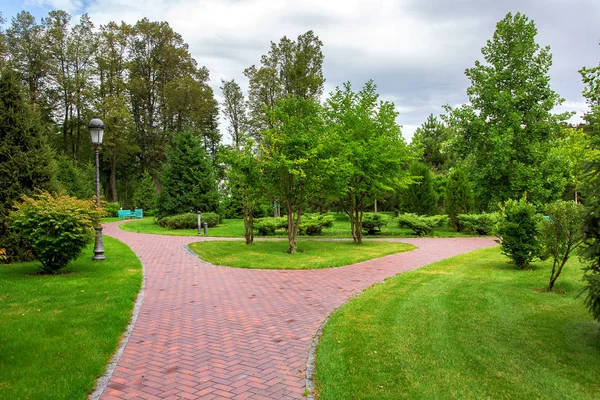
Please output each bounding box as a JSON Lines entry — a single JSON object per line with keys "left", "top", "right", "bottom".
{"left": 98, "top": 221, "right": 496, "bottom": 400}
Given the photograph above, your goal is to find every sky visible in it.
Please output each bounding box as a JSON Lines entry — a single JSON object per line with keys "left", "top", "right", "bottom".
{"left": 2, "top": 0, "right": 600, "bottom": 141}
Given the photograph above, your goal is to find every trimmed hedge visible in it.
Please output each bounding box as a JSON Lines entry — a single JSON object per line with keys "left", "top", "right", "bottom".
{"left": 398, "top": 214, "right": 447, "bottom": 236}
{"left": 457, "top": 213, "right": 498, "bottom": 235}
{"left": 157, "top": 212, "right": 221, "bottom": 230}
{"left": 362, "top": 213, "right": 390, "bottom": 234}
{"left": 254, "top": 214, "right": 335, "bottom": 236}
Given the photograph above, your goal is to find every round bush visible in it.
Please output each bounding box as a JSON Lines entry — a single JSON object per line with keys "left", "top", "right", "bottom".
{"left": 10, "top": 191, "right": 103, "bottom": 274}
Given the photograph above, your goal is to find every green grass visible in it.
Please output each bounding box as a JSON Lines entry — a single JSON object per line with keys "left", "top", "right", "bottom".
{"left": 119, "top": 213, "right": 476, "bottom": 238}
{"left": 314, "top": 247, "right": 600, "bottom": 399}
{"left": 0, "top": 237, "right": 142, "bottom": 400}
{"left": 187, "top": 240, "right": 416, "bottom": 270}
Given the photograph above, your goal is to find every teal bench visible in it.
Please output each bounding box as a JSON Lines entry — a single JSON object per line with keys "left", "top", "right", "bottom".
{"left": 134, "top": 209, "right": 143, "bottom": 219}
{"left": 118, "top": 210, "right": 135, "bottom": 220}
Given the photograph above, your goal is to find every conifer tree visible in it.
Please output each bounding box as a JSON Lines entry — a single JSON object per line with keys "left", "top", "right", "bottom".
{"left": 0, "top": 68, "right": 55, "bottom": 259}
{"left": 445, "top": 168, "right": 474, "bottom": 231}
{"left": 157, "top": 130, "right": 218, "bottom": 218}
{"left": 400, "top": 163, "right": 438, "bottom": 216}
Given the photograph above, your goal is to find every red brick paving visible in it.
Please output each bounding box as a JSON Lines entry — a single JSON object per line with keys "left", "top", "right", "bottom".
{"left": 99, "top": 221, "right": 496, "bottom": 399}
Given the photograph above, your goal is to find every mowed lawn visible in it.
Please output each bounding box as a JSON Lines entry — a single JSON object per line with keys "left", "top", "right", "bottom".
{"left": 315, "top": 246, "right": 600, "bottom": 399}
{"left": 0, "top": 237, "right": 142, "bottom": 400}
{"left": 188, "top": 240, "right": 416, "bottom": 270}
{"left": 119, "top": 213, "right": 473, "bottom": 238}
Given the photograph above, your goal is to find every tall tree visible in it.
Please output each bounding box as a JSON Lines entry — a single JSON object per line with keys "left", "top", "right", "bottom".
{"left": 400, "top": 162, "right": 438, "bottom": 216}
{"left": 260, "top": 97, "right": 333, "bottom": 254}
{"left": 325, "top": 80, "right": 413, "bottom": 243}
{"left": 5, "top": 11, "right": 50, "bottom": 112}
{"left": 244, "top": 31, "right": 324, "bottom": 135}
{"left": 445, "top": 168, "right": 474, "bottom": 231}
{"left": 223, "top": 139, "right": 263, "bottom": 245}
{"left": 411, "top": 114, "right": 452, "bottom": 172}
{"left": 448, "top": 12, "right": 570, "bottom": 210}
{"left": 0, "top": 68, "right": 55, "bottom": 259}
{"left": 220, "top": 79, "right": 247, "bottom": 149}
{"left": 157, "top": 130, "right": 218, "bottom": 218}
{"left": 579, "top": 49, "right": 600, "bottom": 321}
{"left": 0, "top": 13, "right": 7, "bottom": 64}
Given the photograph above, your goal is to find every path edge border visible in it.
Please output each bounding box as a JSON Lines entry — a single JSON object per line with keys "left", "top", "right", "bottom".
{"left": 88, "top": 244, "right": 147, "bottom": 400}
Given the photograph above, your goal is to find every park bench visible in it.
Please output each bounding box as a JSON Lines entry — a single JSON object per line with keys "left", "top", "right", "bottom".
{"left": 118, "top": 209, "right": 135, "bottom": 220}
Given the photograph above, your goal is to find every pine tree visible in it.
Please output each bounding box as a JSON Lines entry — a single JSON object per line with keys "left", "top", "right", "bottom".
{"left": 157, "top": 131, "right": 218, "bottom": 218}
{"left": 445, "top": 168, "right": 474, "bottom": 231}
{"left": 0, "top": 68, "right": 55, "bottom": 260}
{"left": 400, "top": 163, "right": 438, "bottom": 216}
{"left": 133, "top": 170, "right": 157, "bottom": 212}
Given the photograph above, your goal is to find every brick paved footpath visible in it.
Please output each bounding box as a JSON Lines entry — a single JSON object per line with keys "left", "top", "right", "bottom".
{"left": 98, "top": 221, "right": 496, "bottom": 400}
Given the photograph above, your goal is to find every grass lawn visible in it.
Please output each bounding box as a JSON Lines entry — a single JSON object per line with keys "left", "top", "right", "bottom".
{"left": 0, "top": 237, "right": 142, "bottom": 400}
{"left": 119, "top": 213, "right": 475, "bottom": 238}
{"left": 314, "top": 246, "right": 600, "bottom": 399}
{"left": 187, "top": 240, "right": 416, "bottom": 270}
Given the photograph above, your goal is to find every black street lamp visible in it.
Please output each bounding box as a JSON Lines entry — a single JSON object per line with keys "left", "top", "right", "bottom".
{"left": 89, "top": 117, "right": 106, "bottom": 261}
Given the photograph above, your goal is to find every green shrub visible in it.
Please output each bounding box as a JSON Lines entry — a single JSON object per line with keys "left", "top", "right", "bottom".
{"left": 494, "top": 198, "right": 542, "bottom": 269}
{"left": 157, "top": 213, "right": 197, "bottom": 229}
{"left": 362, "top": 213, "right": 390, "bottom": 234}
{"left": 102, "top": 201, "right": 121, "bottom": 217}
{"left": 541, "top": 201, "right": 585, "bottom": 291}
{"left": 202, "top": 212, "right": 221, "bottom": 228}
{"left": 457, "top": 213, "right": 498, "bottom": 235}
{"left": 446, "top": 169, "right": 474, "bottom": 231}
{"left": 255, "top": 218, "right": 279, "bottom": 236}
{"left": 10, "top": 192, "right": 103, "bottom": 274}
{"left": 397, "top": 214, "right": 447, "bottom": 236}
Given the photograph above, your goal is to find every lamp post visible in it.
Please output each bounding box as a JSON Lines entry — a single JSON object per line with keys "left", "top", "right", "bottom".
{"left": 89, "top": 117, "right": 106, "bottom": 261}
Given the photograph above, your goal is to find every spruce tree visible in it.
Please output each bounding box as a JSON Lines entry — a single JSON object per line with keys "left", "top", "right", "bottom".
{"left": 157, "top": 130, "right": 218, "bottom": 218}
{"left": 0, "top": 68, "right": 55, "bottom": 260}
{"left": 445, "top": 168, "right": 474, "bottom": 231}
{"left": 133, "top": 170, "right": 157, "bottom": 212}
{"left": 400, "top": 162, "right": 438, "bottom": 216}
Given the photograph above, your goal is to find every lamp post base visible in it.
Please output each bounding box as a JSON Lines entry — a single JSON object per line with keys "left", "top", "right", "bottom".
{"left": 93, "top": 226, "right": 106, "bottom": 261}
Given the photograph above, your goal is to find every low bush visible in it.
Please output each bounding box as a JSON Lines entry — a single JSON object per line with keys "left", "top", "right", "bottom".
{"left": 10, "top": 191, "right": 103, "bottom": 274}
{"left": 157, "top": 212, "right": 221, "bottom": 229}
{"left": 202, "top": 212, "right": 221, "bottom": 228}
{"left": 102, "top": 201, "right": 121, "bottom": 217}
{"left": 397, "top": 214, "right": 447, "bottom": 236}
{"left": 494, "top": 197, "right": 541, "bottom": 269}
{"left": 254, "top": 218, "right": 279, "bottom": 236}
{"left": 362, "top": 213, "right": 390, "bottom": 235}
{"left": 457, "top": 213, "right": 498, "bottom": 235}
{"left": 157, "top": 213, "right": 197, "bottom": 229}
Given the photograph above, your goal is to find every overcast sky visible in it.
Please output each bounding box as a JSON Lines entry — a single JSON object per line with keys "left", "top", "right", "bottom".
{"left": 3, "top": 0, "right": 600, "bottom": 141}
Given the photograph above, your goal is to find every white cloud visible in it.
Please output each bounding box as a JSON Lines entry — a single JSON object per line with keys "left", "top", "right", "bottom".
{"left": 25, "top": 0, "right": 82, "bottom": 13}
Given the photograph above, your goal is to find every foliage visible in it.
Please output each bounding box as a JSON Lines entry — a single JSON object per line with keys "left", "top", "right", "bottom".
{"left": 447, "top": 12, "right": 571, "bottom": 210}
{"left": 54, "top": 157, "right": 95, "bottom": 200}
{"left": 102, "top": 201, "right": 121, "bottom": 217}
{"left": 220, "top": 79, "right": 248, "bottom": 148}
{"left": 494, "top": 197, "right": 542, "bottom": 269}
{"left": 397, "top": 213, "right": 447, "bottom": 236}
{"left": 202, "top": 212, "right": 221, "bottom": 228}
{"left": 157, "top": 130, "right": 219, "bottom": 218}
{"left": 445, "top": 169, "right": 474, "bottom": 231}
{"left": 157, "top": 212, "right": 220, "bottom": 230}
{"left": 133, "top": 170, "right": 156, "bottom": 211}
{"left": 254, "top": 218, "right": 280, "bottom": 236}
{"left": 457, "top": 213, "right": 498, "bottom": 235}
{"left": 400, "top": 162, "right": 438, "bottom": 216}
{"left": 298, "top": 214, "right": 335, "bottom": 236}
{"left": 222, "top": 139, "right": 263, "bottom": 244}
{"left": 10, "top": 191, "right": 102, "bottom": 273}
{"left": 325, "top": 80, "right": 413, "bottom": 243}
{"left": 260, "top": 97, "right": 335, "bottom": 253}
{"left": 411, "top": 114, "right": 453, "bottom": 171}
{"left": 362, "top": 213, "right": 391, "bottom": 234}
{"left": 0, "top": 68, "right": 56, "bottom": 262}
{"left": 540, "top": 201, "right": 585, "bottom": 291}
{"left": 579, "top": 53, "right": 600, "bottom": 321}
{"left": 244, "top": 31, "right": 324, "bottom": 135}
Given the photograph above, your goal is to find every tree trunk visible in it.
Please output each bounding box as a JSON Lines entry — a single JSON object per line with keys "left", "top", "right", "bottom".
{"left": 355, "top": 208, "right": 363, "bottom": 244}
{"left": 110, "top": 150, "right": 118, "bottom": 202}
{"left": 287, "top": 202, "right": 301, "bottom": 254}
{"left": 243, "top": 200, "right": 254, "bottom": 245}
